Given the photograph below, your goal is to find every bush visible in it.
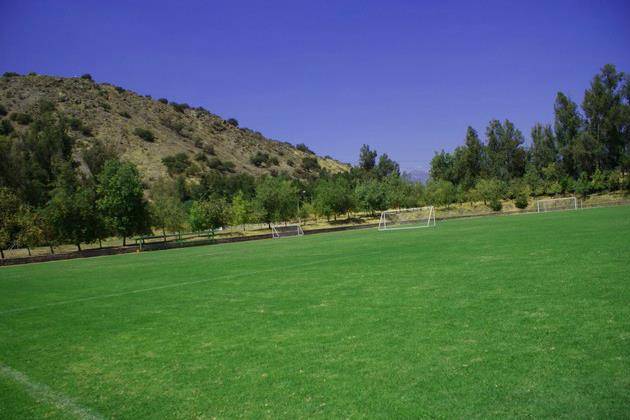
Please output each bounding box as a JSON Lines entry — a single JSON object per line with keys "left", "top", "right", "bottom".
{"left": 0, "top": 119, "right": 14, "bottom": 135}
{"left": 227, "top": 118, "right": 239, "bottom": 127}
{"left": 514, "top": 192, "right": 529, "bottom": 209}
{"left": 9, "top": 112, "right": 32, "bottom": 125}
{"left": 80, "top": 73, "right": 93, "bottom": 80}
{"left": 208, "top": 157, "right": 224, "bottom": 170}
{"left": 115, "top": 86, "right": 125, "bottom": 93}
{"left": 302, "top": 156, "right": 320, "bottom": 171}
{"left": 2, "top": 72, "right": 20, "bottom": 78}
{"left": 204, "top": 144, "right": 215, "bottom": 155}
{"left": 172, "top": 102, "right": 190, "bottom": 113}
{"left": 250, "top": 151, "right": 270, "bottom": 167}
{"left": 489, "top": 199, "right": 502, "bottom": 212}
{"left": 194, "top": 152, "right": 207, "bottom": 163}
{"left": 287, "top": 159, "right": 295, "bottom": 167}
{"left": 158, "top": 98, "right": 168, "bottom": 104}
{"left": 0, "top": 104, "right": 7, "bottom": 116}
{"left": 133, "top": 128, "right": 155, "bottom": 142}
{"left": 162, "top": 153, "right": 191, "bottom": 175}
{"left": 269, "top": 156, "right": 279, "bottom": 166}
{"left": 119, "top": 111, "right": 131, "bottom": 119}
{"left": 296, "top": 143, "right": 315, "bottom": 154}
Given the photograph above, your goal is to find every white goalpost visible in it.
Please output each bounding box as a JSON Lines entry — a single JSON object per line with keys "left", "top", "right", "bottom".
{"left": 536, "top": 196, "right": 579, "bottom": 213}
{"left": 271, "top": 223, "right": 304, "bottom": 238}
{"left": 378, "top": 206, "right": 436, "bottom": 231}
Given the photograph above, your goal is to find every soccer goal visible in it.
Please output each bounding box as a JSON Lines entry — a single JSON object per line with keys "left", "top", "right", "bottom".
{"left": 271, "top": 223, "right": 304, "bottom": 238}
{"left": 536, "top": 196, "right": 579, "bottom": 213}
{"left": 378, "top": 206, "right": 436, "bottom": 231}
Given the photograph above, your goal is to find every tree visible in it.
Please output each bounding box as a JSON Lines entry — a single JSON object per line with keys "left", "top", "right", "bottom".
{"left": 474, "top": 179, "right": 505, "bottom": 205}
{"left": 43, "top": 164, "right": 105, "bottom": 250}
{"left": 354, "top": 178, "right": 388, "bottom": 216}
{"left": 453, "top": 127, "right": 485, "bottom": 189}
{"left": 313, "top": 177, "right": 354, "bottom": 221}
{"left": 189, "top": 198, "right": 229, "bottom": 233}
{"left": 426, "top": 180, "right": 457, "bottom": 208}
{"left": 374, "top": 154, "right": 400, "bottom": 179}
{"left": 554, "top": 92, "right": 583, "bottom": 176}
{"left": 582, "top": 64, "right": 626, "bottom": 169}
{"left": 97, "top": 160, "right": 150, "bottom": 245}
{"left": 150, "top": 178, "right": 187, "bottom": 239}
{"left": 359, "top": 144, "right": 377, "bottom": 171}
{"left": 485, "top": 119, "right": 526, "bottom": 181}
{"left": 0, "top": 188, "right": 23, "bottom": 258}
{"left": 230, "top": 190, "right": 250, "bottom": 230}
{"left": 429, "top": 150, "right": 455, "bottom": 183}
{"left": 255, "top": 177, "right": 298, "bottom": 226}
{"left": 530, "top": 124, "right": 558, "bottom": 170}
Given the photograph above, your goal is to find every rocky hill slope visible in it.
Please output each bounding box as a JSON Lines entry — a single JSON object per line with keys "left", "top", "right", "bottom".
{"left": 0, "top": 73, "right": 349, "bottom": 182}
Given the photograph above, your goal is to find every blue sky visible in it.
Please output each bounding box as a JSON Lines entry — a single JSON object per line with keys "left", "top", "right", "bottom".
{"left": 1, "top": 0, "right": 629, "bottom": 171}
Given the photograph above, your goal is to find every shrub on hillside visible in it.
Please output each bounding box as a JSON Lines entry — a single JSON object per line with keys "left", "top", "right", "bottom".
{"left": 172, "top": 102, "right": 190, "bottom": 113}
{"left": 133, "top": 127, "right": 155, "bottom": 142}
{"left": 0, "top": 119, "right": 14, "bottom": 135}
{"left": 226, "top": 118, "right": 239, "bottom": 127}
{"left": 9, "top": 112, "right": 32, "bottom": 125}
{"left": 118, "top": 111, "right": 131, "bottom": 119}
{"left": 2, "top": 72, "right": 20, "bottom": 78}
{"left": 158, "top": 98, "right": 169, "bottom": 104}
{"left": 296, "top": 143, "right": 314, "bottom": 154}
{"left": 162, "top": 153, "right": 191, "bottom": 175}
{"left": 250, "top": 151, "right": 270, "bottom": 167}
{"left": 80, "top": 73, "right": 93, "bottom": 80}
{"left": 514, "top": 192, "right": 529, "bottom": 209}
{"left": 115, "top": 86, "right": 125, "bottom": 93}
{"left": 203, "top": 144, "right": 215, "bottom": 155}
{"left": 0, "top": 104, "right": 8, "bottom": 116}
{"left": 302, "top": 156, "right": 320, "bottom": 171}
{"left": 489, "top": 199, "right": 502, "bottom": 212}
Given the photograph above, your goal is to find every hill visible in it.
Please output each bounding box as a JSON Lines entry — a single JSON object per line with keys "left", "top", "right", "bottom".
{"left": 0, "top": 73, "right": 349, "bottom": 182}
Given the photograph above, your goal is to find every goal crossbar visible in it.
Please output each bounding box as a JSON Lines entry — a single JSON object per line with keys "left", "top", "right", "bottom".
{"left": 378, "top": 206, "right": 436, "bottom": 231}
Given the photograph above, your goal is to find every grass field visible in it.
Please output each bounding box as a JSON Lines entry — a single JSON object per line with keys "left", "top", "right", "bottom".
{"left": 1, "top": 206, "right": 629, "bottom": 418}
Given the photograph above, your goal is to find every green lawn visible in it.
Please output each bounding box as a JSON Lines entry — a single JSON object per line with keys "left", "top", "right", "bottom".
{"left": 1, "top": 207, "right": 629, "bottom": 418}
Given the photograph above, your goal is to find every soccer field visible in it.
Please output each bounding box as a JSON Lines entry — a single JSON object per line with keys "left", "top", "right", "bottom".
{"left": 1, "top": 206, "right": 629, "bottom": 418}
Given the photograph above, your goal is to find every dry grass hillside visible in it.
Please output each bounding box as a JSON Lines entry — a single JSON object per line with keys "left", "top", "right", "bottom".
{"left": 0, "top": 73, "right": 349, "bottom": 182}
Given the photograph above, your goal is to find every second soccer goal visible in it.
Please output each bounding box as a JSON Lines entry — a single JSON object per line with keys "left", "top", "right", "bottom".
{"left": 271, "top": 223, "right": 304, "bottom": 238}
{"left": 378, "top": 206, "right": 436, "bottom": 231}
{"left": 536, "top": 196, "right": 579, "bottom": 213}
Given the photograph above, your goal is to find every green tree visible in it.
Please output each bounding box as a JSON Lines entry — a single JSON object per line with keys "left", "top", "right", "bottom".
{"left": 359, "top": 144, "right": 377, "bottom": 171}
{"left": 426, "top": 180, "right": 457, "bottom": 208}
{"left": 485, "top": 119, "right": 526, "bottom": 181}
{"left": 554, "top": 92, "right": 583, "bottom": 176}
{"left": 255, "top": 177, "right": 298, "bottom": 226}
{"left": 230, "top": 190, "right": 250, "bottom": 230}
{"left": 150, "top": 178, "right": 187, "bottom": 239}
{"left": 582, "top": 64, "right": 626, "bottom": 169}
{"left": 189, "top": 198, "right": 229, "bottom": 233}
{"left": 97, "top": 160, "right": 150, "bottom": 245}
{"left": 374, "top": 154, "right": 400, "bottom": 179}
{"left": 530, "top": 123, "right": 557, "bottom": 169}
{"left": 475, "top": 179, "right": 505, "bottom": 205}
{"left": 354, "top": 178, "right": 388, "bottom": 216}
{"left": 313, "top": 177, "right": 354, "bottom": 221}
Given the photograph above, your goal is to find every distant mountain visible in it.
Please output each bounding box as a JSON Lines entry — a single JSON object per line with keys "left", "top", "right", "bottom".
{"left": 402, "top": 168, "right": 430, "bottom": 183}
{"left": 0, "top": 73, "right": 349, "bottom": 182}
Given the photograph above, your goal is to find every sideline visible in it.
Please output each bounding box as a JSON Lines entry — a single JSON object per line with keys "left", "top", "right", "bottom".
{"left": 0, "top": 363, "right": 103, "bottom": 420}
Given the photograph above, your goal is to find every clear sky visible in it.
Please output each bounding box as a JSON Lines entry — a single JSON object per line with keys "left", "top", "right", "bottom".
{"left": 1, "top": 0, "right": 629, "bottom": 171}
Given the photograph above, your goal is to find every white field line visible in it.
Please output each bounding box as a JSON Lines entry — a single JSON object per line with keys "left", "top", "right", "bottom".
{"left": 0, "top": 363, "right": 103, "bottom": 420}
{"left": 0, "top": 251, "right": 377, "bottom": 316}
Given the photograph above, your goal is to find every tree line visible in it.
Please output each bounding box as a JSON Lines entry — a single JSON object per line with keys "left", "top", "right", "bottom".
{"left": 429, "top": 64, "right": 630, "bottom": 209}
{"left": 1, "top": 64, "right": 629, "bottom": 256}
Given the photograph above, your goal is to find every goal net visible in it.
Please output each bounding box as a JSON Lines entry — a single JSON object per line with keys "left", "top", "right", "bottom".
{"left": 536, "top": 196, "right": 578, "bottom": 213}
{"left": 271, "top": 224, "right": 304, "bottom": 238}
{"left": 379, "top": 206, "right": 436, "bottom": 231}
